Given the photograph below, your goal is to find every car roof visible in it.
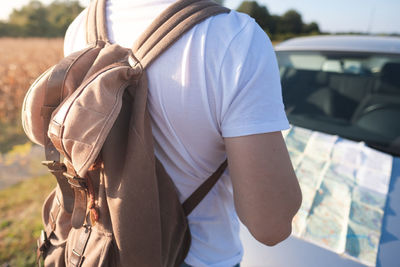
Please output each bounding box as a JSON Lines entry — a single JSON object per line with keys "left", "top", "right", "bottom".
{"left": 275, "top": 35, "right": 400, "bottom": 54}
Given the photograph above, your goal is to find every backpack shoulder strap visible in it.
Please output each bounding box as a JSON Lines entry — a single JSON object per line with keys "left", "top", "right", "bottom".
{"left": 86, "top": 0, "right": 110, "bottom": 44}
{"left": 182, "top": 160, "right": 227, "bottom": 216}
{"left": 132, "top": 0, "right": 230, "bottom": 68}
{"left": 88, "top": 0, "right": 229, "bottom": 67}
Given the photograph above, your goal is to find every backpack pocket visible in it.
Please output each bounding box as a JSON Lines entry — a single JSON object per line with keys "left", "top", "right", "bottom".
{"left": 47, "top": 61, "right": 137, "bottom": 178}
{"left": 65, "top": 225, "right": 116, "bottom": 267}
{"left": 22, "top": 45, "right": 100, "bottom": 147}
{"left": 40, "top": 186, "right": 72, "bottom": 266}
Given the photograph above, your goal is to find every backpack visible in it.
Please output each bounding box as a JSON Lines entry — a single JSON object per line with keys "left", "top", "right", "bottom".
{"left": 21, "top": 0, "right": 229, "bottom": 266}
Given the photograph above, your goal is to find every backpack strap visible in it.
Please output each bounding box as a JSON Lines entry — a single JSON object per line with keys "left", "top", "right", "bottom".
{"left": 183, "top": 160, "right": 227, "bottom": 216}
{"left": 86, "top": 0, "right": 110, "bottom": 44}
{"left": 133, "top": 0, "right": 230, "bottom": 68}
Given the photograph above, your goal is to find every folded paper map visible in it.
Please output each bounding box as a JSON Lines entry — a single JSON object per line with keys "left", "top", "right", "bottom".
{"left": 284, "top": 126, "right": 393, "bottom": 267}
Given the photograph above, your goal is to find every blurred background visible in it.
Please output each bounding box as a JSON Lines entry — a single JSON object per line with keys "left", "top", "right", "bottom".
{"left": 0, "top": 0, "right": 399, "bottom": 266}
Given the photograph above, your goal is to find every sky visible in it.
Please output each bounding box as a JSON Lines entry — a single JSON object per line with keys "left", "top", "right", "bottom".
{"left": 1, "top": 0, "right": 399, "bottom": 34}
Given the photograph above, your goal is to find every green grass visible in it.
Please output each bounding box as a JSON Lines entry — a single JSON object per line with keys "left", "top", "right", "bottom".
{"left": 0, "top": 174, "right": 56, "bottom": 266}
{"left": 0, "top": 121, "right": 28, "bottom": 154}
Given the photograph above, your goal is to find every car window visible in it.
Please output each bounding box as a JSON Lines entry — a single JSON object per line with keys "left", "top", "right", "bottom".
{"left": 276, "top": 51, "right": 400, "bottom": 156}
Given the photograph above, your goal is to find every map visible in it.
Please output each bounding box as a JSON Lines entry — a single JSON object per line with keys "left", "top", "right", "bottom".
{"left": 283, "top": 126, "right": 393, "bottom": 267}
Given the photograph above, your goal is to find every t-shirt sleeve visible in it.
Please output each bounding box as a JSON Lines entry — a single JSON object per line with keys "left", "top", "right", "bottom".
{"left": 218, "top": 16, "right": 290, "bottom": 138}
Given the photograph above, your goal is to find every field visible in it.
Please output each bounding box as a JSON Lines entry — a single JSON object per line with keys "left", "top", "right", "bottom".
{"left": 0, "top": 38, "right": 63, "bottom": 266}
{"left": 0, "top": 38, "right": 64, "bottom": 153}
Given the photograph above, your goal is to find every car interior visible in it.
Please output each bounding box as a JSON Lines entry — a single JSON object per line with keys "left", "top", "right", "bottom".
{"left": 277, "top": 51, "right": 400, "bottom": 156}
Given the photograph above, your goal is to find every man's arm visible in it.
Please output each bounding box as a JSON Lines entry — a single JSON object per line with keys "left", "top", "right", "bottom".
{"left": 224, "top": 131, "right": 302, "bottom": 246}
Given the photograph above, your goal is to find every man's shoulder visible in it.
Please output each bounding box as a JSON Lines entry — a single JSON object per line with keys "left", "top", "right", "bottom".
{"left": 196, "top": 9, "right": 270, "bottom": 69}
{"left": 208, "top": 9, "right": 254, "bottom": 28}
{"left": 201, "top": 10, "right": 259, "bottom": 41}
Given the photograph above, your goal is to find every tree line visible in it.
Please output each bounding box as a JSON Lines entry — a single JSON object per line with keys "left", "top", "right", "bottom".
{"left": 0, "top": 0, "right": 83, "bottom": 37}
{"left": 0, "top": 0, "right": 318, "bottom": 40}
{"left": 237, "top": 1, "right": 320, "bottom": 40}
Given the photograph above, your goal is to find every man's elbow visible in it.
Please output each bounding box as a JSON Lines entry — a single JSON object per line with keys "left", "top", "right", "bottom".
{"left": 250, "top": 220, "right": 293, "bottom": 247}
{"left": 248, "top": 186, "right": 302, "bottom": 246}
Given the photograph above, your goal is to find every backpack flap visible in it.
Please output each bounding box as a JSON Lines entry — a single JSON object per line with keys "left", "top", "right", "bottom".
{"left": 22, "top": 45, "right": 104, "bottom": 147}
{"left": 48, "top": 51, "right": 142, "bottom": 178}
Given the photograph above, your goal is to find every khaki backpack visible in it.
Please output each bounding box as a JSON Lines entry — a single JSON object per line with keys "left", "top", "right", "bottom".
{"left": 21, "top": 0, "right": 229, "bottom": 266}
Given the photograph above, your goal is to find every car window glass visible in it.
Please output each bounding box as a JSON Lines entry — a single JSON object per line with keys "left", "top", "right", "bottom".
{"left": 277, "top": 51, "right": 400, "bottom": 156}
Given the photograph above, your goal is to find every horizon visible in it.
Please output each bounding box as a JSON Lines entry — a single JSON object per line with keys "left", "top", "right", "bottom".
{"left": 1, "top": 0, "right": 399, "bottom": 35}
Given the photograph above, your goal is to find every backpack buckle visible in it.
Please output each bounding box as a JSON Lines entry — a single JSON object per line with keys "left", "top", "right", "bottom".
{"left": 63, "top": 172, "right": 87, "bottom": 190}
{"left": 36, "top": 230, "right": 50, "bottom": 263}
{"left": 37, "top": 230, "right": 50, "bottom": 252}
{"left": 41, "top": 161, "right": 66, "bottom": 172}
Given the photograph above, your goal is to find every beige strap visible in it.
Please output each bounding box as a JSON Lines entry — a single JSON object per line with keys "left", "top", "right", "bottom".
{"left": 70, "top": 188, "right": 87, "bottom": 229}
{"left": 86, "top": 0, "right": 109, "bottom": 44}
{"left": 49, "top": 195, "right": 62, "bottom": 232}
{"left": 44, "top": 163, "right": 74, "bottom": 213}
{"left": 133, "top": 0, "right": 229, "bottom": 68}
{"left": 133, "top": 0, "right": 201, "bottom": 50}
{"left": 41, "top": 56, "right": 73, "bottom": 162}
{"left": 64, "top": 162, "right": 88, "bottom": 229}
{"left": 85, "top": 0, "right": 98, "bottom": 44}
{"left": 69, "top": 225, "right": 92, "bottom": 267}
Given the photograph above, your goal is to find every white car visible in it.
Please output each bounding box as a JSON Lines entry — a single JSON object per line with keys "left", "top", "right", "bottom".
{"left": 276, "top": 35, "right": 400, "bottom": 156}
{"left": 240, "top": 35, "right": 400, "bottom": 267}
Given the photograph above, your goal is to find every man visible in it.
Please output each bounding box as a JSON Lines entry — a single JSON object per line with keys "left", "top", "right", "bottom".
{"left": 64, "top": 0, "right": 302, "bottom": 266}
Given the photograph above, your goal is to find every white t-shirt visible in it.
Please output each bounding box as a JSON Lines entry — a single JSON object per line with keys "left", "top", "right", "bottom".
{"left": 64, "top": 1, "right": 289, "bottom": 266}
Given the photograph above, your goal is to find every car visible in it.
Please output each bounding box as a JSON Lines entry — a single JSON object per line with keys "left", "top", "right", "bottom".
{"left": 276, "top": 35, "right": 400, "bottom": 157}
{"left": 239, "top": 35, "right": 400, "bottom": 267}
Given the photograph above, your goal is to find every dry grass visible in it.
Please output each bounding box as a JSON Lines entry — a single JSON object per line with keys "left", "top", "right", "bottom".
{"left": 0, "top": 38, "right": 64, "bottom": 153}
{"left": 0, "top": 38, "right": 64, "bottom": 123}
